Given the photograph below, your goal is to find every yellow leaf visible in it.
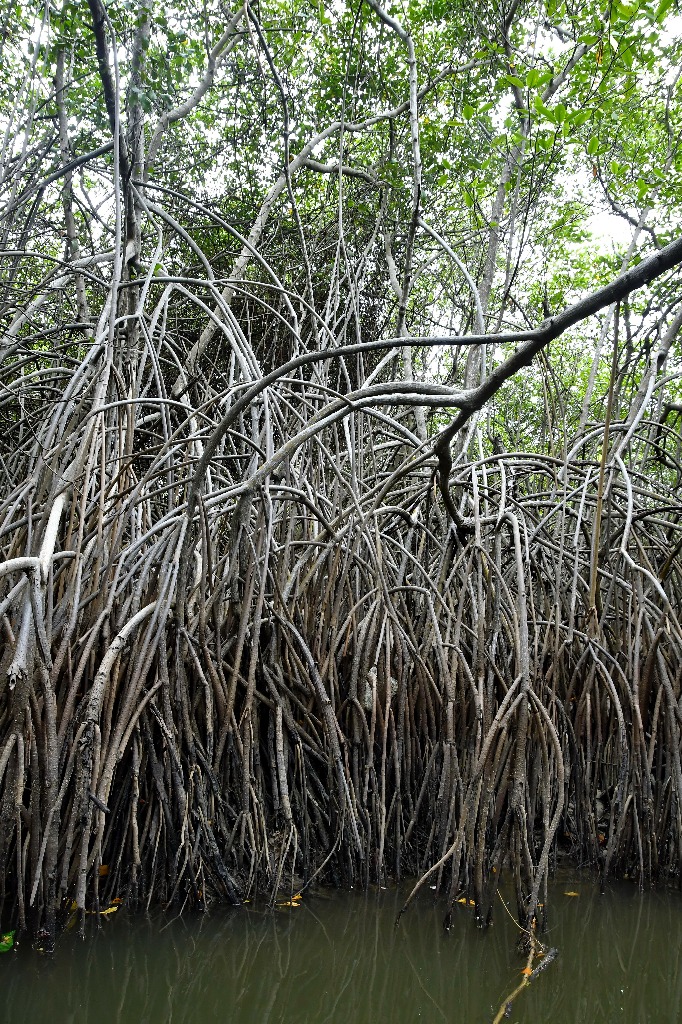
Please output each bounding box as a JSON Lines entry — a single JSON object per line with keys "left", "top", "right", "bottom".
{"left": 99, "top": 906, "right": 118, "bottom": 916}
{"left": 110, "top": 897, "right": 122, "bottom": 904}
{"left": 98, "top": 864, "right": 109, "bottom": 877}
{"left": 564, "top": 891, "right": 579, "bottom": 897}
{"left": 278, "top": 900, "right": 301, "bottom": 908}
{"left": 457, "top": 897, "right": 467, "bottom": 904}
{"left": 521, "top": 966, "right": 532, "bottom": 977}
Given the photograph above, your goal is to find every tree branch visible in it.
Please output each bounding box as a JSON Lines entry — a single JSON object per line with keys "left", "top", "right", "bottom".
{"left": 434, "top": 233, "right": 682, "bottom": 529}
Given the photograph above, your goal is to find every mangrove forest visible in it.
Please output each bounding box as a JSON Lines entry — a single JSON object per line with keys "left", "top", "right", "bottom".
{"left": 1, "top": 0, "right": 682, "bottom": 960}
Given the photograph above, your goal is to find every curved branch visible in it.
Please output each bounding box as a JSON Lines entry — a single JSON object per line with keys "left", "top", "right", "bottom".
{"left": 434, "top": 232, "right": 682, "bottom": 525}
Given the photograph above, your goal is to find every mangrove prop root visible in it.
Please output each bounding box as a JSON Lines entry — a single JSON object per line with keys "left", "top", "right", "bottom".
{"left": 1, "top": 195, "right": 682, "bottom": 950}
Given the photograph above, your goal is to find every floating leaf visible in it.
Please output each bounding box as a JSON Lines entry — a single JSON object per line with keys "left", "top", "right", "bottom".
{"left": 0, "top": 931, "right": 15, "bottom": 953}
{"left": 277, "top": 892, "right": 302, "bottom": 907}
{"left": 98, "top": 864, "right": 109, "bottom": 877}
{"left": 564, "top": 891, "right": 579, "bottom": 897}
{"left": 99, "top": 906, "right": 118, "bottom": 916}
{"left": 521, "top": 966, "right": 532, "bottom": 976}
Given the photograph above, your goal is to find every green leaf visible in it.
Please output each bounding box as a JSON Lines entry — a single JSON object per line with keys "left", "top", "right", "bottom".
{"left": 0, "top": 930, "right": 15, "bottom": 953}
{"left": 462, "top": 104, "right": 475, "bottom": 121}
{"left": 587, "top": 136, "right": 599, "bottom": 155}
{"left": 637, "top": 176, "right": 650, "bottom": 200}
{"left": 534, "top": 94, "right": 554, "bottom": 122}
{"left": 505, "top": 75, "right": 525, "bottom": 88}
{"left": 526, "top": 69, "right": 541, "bottom": 87}
{"left": 655, "top": 0, "right": 674, "bottom": 21}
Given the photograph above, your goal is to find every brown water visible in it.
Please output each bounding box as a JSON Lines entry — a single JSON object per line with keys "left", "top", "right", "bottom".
{"left": 2, "top": 872, "right": 682, "bottom": 1023}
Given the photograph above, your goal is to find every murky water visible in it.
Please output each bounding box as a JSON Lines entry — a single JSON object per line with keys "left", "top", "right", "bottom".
{"left": 2, "top": 872, "right": 682, "bottom": 1023}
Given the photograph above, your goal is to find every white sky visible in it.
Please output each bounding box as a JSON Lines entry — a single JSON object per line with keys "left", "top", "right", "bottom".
{"left": 587, "top": 210, "right": 633, "bottom": 251}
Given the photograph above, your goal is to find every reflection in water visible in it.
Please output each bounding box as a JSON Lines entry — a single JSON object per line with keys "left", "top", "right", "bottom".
{"left": 2, "top": 876, "right": 682, "bottom": 1023}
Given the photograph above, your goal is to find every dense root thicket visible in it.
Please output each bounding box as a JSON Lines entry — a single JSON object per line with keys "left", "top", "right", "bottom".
{"left": 1, "top": 226, "right": 682, "bottom": 951}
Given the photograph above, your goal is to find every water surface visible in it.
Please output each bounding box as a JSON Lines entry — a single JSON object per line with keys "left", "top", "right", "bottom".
{"left": 2, "top": 872, "right": 681, "bottom": 1023}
